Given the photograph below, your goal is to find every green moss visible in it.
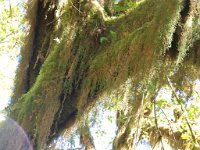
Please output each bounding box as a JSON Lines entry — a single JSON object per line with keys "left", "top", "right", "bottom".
{"left": 85, "top": 1, "right": 185, "bottom": 113}
{"left": 176, "top": 4, "right": 200, "bottom": 65}
{"left": 9, "top": 11, "right": 81, "bottom": 147}
{"left": 90, "top": 0, "right": 182, "bottom": 71}
{"left": 113, "top": 0, "right": 137, "bottom": 15}
{"left": 90, "top": 25, "right": 146, "bottom": 71}
{"left": 9, "top": 0, "right": 198, "bottom": 148}
{"left": 16, "top": 41, "right": 64, "bottom": 118}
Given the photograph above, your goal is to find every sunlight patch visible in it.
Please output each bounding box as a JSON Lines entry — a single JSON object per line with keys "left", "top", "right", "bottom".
{"left": 0, "top": 114, "right": 5, "bottom": 122}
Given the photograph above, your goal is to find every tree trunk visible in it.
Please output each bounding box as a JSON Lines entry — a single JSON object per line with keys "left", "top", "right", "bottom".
{"left": 8, "top": 0, "right": 200, "bottom": 149}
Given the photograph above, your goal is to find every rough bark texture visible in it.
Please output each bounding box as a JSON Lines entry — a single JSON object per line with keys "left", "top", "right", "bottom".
{"left": 8, "top": 0, "right": 200, "bottom": 149}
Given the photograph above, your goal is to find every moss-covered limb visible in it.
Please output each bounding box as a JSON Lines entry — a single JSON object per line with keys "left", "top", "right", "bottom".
{"left": 57, "top": 0, "right": 199, "bottom": 148}
{"left": 186, "top": 40, "right": 200, "bottom": 66}
{"left": 113, "top": 89, "right": 144, "bottom": 150}
{"left": 87, "top": 0, "right": 199, "bottom": 99}
{"left": 12, "top": 0, "right": 58, "bottom": 102}
{"left": 183, "top": 2, "right": 200, "bottom": 66}
{"left": 112, "top": 81, "right": 156, "bottom": 150}
{"left": 15, "top": 26, "right": 78, "bottom": 148}
{"left": 10, "top": 1, "right": 104, "bottom": 148}
{"left": 46, "top": 0, "right": 187, "bottom": 145}
{"left": 166, "top": 0, "right": 200, "bottom": 64}
{"left": 146, "top": 126, "right": 185, "bottom": 149}
{"left": 9, "top": 3, "right": 82, "bottom": 149}
{"left": 170, "top": 39, "right": 200, "bottom": 89}
{"left": 27, "top": 1, "right": 58, "bottom": 89}
{"left": 88, "top": 0, "right": 183, "bottom": 93}
{"left": 176, "top": 0, "right": 200, "bottom": 65}
{"left": 145, "top": 125, "right": 200, "bottom": 149}
{"left": 79, "top": 118, "right": 96, "bottom": 150}
{"left": 47, "top": 23, "right": 104, "bottom": 142}
{"left": 12, "top": 0, "right": 39, "bottom": 102}
{"left": 105, "top": 1, "right": 199, "bottom": 149}
{"left": 8, "top": 0, "right": 200, "bottom": 148}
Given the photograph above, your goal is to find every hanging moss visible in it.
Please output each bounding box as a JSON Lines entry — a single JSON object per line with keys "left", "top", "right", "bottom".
{"left": 8, "top": 0, "right": 200, "bottom": 148}
{"left": 89, "top": 0, "right": 183, "bottom": 88}
{"left": 176, "top": 0, "right": 200, "bottom": 65}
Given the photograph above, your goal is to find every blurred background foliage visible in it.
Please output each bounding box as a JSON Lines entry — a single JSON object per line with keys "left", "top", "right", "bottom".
{"left": 0, "top": 0, "right": 26, "bottom": 111}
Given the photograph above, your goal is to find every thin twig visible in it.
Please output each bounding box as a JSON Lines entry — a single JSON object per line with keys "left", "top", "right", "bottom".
{"left": 9, "top": 0, "right": 12, "bottom": 18}
{"left": 152, "top": 136, "right": 161, "bottom": 150}
{"left": 153, "top": 89, "right": 165, "bottom": 150}
{"left": 159, "top": 107, "right": 177, "bottom": 145}
{"left": 105, "top": 142, "right": 111, "bottom": 150}
{"left": 70, "top": 0, "right": 83, "bottom": 14}
{"left": 167, "top": 76, "right": 196, "bottom": 143}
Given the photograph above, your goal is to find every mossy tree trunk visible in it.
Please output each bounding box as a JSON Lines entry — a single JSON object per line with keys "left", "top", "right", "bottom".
{"left": 8, "top": 0, "right": 200, "bottom": 149}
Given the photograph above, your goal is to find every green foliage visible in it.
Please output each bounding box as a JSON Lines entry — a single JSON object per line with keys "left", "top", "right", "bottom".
{"left": 114, "top": 0, "right": 137, "bottom": 15}
{"left": 0, "top": 1, "right": 25, "bottom": 110}
{"left": 156, "top": 99, "right": 168, "bottom": 108}
{"left": 147, "top": 80, "right": 157, "bottom": 92}
{"left": 0, "top": 1, "right": 25, "bottom": 52}
{"left": 100, "top": 36, "right": 108, "bottom": 44}
{"left": 107, "top": 115, "right": 113, "bottom": 122}
{"left": 109, "top": 30, "right": 117, "bottom": 42}
{"left": 188, "top": 105, "right": 200, "bottom": 120}
{"left": 99, "top": 30, "right": 117, "bottom": 44}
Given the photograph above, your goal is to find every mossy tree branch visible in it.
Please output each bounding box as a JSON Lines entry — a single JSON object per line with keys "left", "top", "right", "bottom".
{"left": 8, "top": 0, "right": 200, "bottom": 149}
